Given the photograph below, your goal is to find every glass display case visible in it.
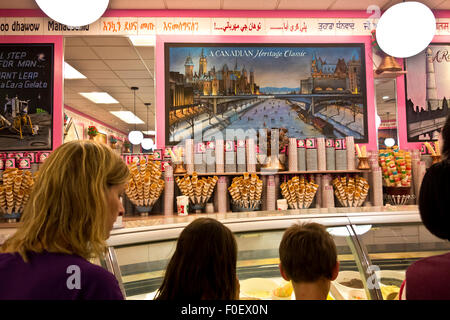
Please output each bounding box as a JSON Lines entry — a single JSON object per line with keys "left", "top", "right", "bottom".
{"left": 102, "top": 207, "right": 450, "bottom": 300}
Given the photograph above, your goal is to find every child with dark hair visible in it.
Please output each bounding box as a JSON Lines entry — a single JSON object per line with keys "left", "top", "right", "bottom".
{"left": 278, "top": 222, "right": 339, "bottom": 300}
{"left": 155, "top": 218, "right": 239, "bottom": 300}
{"left": 399, "top": 160, "right": 450, "bottom": 300}
{"left": 399, "top": 113, "right": 450, "bottom": 300}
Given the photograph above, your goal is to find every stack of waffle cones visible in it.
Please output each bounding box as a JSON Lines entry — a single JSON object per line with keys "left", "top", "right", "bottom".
{"left": 332, "top": 176, "right": 369, "bottom": 207}
{"left": 228, "top": 173, "right": 263, "bottom": 209}
{"left": 175, "top": 172, "right": 218, "bottom": 205}
{"left": 0, "top": 168, "right": 36, "bottom": 215}
{"left": 280, "top": 175, "right": 318, "bottom": 209}
{"left": 125, "top": 158, "right": 165, "bottom": 207}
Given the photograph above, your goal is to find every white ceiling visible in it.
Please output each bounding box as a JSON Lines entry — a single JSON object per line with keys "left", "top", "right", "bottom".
{"left": 3, "top": 0, "right": 450, "bottom": 10}
{"left": 64, "top": 37, "right": 155, "bottom": 134}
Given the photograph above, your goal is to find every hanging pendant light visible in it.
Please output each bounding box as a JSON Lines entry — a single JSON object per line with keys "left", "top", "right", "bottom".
{"left": 35, "top": 0, "right": 109, "bottom": 27}
{"left": 141, "top": 103, "right": 154, "bottom": 150}
{"left": 384, "top": 112, "right": 396, "bottom": 147}
{"left": 376, "top": 1, "right": 436, "bottom": 58}
{"left": 128, "top": 87, "right": 144, "bottom": 145}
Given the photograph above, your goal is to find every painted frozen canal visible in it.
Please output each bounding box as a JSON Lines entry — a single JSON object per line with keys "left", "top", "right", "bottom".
{"left": 166, "top": 44, "right": 368, "bottom": 144}
{"left": 221, "top": 98, "right": 322, "bottom": 138}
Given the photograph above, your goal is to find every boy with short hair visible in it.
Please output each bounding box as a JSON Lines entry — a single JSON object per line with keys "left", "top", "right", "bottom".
{"left": 278, "top": 222, "right": 339, "bottom": 300}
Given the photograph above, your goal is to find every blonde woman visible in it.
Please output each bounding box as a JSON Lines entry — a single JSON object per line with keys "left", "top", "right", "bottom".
{"left": 0, "top": 141, "right": 129, "bottom": 300}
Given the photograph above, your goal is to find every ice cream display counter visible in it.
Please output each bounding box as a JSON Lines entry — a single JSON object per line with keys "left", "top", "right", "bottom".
{"left": 101, "top": 206, "right": 450, "bottom": 300}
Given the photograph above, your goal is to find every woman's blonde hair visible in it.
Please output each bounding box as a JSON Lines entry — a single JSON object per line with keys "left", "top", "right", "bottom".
{"left": 1, "top": 141, "right": 129, "bottom": 261}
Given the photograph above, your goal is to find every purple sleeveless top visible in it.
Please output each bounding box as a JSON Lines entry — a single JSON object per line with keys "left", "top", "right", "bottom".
{"left": 0, "top": 251, "right": 124, "bottom": 300}
{"left": 405, "top": 252, "right": 450, "bottom": 300}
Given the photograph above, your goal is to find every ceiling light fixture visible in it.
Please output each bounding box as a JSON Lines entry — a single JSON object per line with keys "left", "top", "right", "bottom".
{"left": 141, "top": 102, "right": 155, "bottom": 150}
{"left": 384, "top": 138, "right": 395, "bottom": 147}
{"left": 79, "top": 92, "right": 119, "bottom": 104}
{"left": 64, "top": 62, "right": 86, "bottom": 79}
{"left": 110, "top": 111, "right": 144, "bottom": 124}
{"left": 128, "top": 87, "right": 143, "bottom": 145}
{"left": 376, "top": 1, "right": 436, "bottom": 58}
{"left": 35, "top": 0, "right": 109, "bottom": 27}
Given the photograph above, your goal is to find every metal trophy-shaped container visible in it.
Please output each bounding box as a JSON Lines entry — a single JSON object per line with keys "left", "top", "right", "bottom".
{"left": 228, "top": 173, "right": 263, "bottom": 212}
{"left": 168, "top": 147, "right": 187, "bottom": 174}
{"left": 0, "top": 168, "right": 35, "bottom": 223}
{"left": 231, "top": 200, "right": 262, "bottom": 212}
{"left": 383, "top": 186, "right": 415, "bottom": 206}
{"left": 357, "top": 157, "right": 370, "bottom": 170}
{"left": 175, "top": 172, "right": 218, "bottom": 214}
{"left": 125, "top": 157, "right": 165, "bottom": 217}
{"left": 260, "top": 128, "right": 289, "bottom": 172}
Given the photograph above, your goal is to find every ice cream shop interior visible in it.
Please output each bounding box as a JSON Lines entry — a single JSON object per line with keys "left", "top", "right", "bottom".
{"left": 1, "top": 0, "right": 450, "bottom": 301}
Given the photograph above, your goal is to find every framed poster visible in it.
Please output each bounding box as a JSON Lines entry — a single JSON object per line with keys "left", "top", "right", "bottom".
{"left": 165, "top": 43, "right": 368, "bottom": 145}
{"left": 93, "top": 132, "right": 107, "bottom": 144}
{"left": 0, "top": 43, "right": 54, "bottom": 151}
{"left": 405, "top": 44, "right": 450, "bottom": 142}
{"left": 63, "top": 117, "right": 84, "bottom": 143}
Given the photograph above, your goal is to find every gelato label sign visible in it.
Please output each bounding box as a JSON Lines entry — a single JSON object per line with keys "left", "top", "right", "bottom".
{"left": 209, "top": 49, "right": 307, "bottom": 59}
{"left": 0, "top": 49, "right": 50, "bottom": 89}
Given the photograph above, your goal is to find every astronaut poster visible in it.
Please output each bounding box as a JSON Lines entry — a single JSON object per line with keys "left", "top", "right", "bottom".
{"left": 165, "top": 43, "right": 368, "bottom": 145}
{"left": 0, "top": 43, "right": 53, "bottom": 151}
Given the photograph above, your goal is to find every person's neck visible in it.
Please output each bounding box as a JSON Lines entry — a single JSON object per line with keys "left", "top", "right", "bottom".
{"left": 292, "top": 278, "right": 330, "bottom": 300}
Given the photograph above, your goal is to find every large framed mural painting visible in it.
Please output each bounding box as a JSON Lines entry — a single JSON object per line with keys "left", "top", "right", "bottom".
{"left": 165, "top": 43, "right": 368, "bottom": 145}
{"left": 0, "top": 43, "right": 54, "bottom": 151}
{"left": 405, "top": 44, "right": 450, "bottom": 142}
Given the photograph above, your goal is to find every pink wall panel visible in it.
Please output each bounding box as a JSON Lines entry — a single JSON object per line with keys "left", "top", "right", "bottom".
{"left": 64, "top": 105, "right": 128, "bottom": 137}
{"left": 3, "top": 9, "right": 449, "bottom": 152}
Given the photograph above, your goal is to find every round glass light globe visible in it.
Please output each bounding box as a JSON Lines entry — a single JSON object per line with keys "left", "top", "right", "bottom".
{"left": 128, "top": 131, "right": 144, "bottom": 145}
{"left": 141, "top": 138, "right": 154, "bottom": 150}
{"left": 376, "top": 114, "right": 381, "bottom": 129}
{"left": 376, "top": 1, "right": 436, "bottom": 58}
{"left": 384, "top": 138, "right": 396, "bottom": 147}
{"left": 35, "top": 0, "right": 109, "bottom": 27}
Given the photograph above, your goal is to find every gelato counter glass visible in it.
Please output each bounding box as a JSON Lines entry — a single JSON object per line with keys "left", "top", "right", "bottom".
{"left": 101, "top": 206, "right": 450, "bottom": 300}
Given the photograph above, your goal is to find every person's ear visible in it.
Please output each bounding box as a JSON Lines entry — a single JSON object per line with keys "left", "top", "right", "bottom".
{"left": 331, "top": 261, "right": 340, "bottom": 281}
{"left": 279, "top": 263, "right": 290, "bottom": 281}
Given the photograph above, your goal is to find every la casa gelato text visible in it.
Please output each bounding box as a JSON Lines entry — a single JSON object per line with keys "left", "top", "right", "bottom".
{"left": 209, "top": 49, "right": 307, "bottom": 59}
{"left": 0, "top": 51, "right": 47, "bottom": 89}
{"left": 180, "top": 304, "right": 268, "bottom": 318}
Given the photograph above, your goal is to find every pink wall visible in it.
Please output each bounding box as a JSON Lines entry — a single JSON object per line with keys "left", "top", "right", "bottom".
{"left": 4, "top": 9, "right": 449, "bottom": 152}
{"left": 156, "top": 35, "right": 377, "bottom": 151}
{"left": 64, "top": 105, "right": 128, "bottom": 137}
{"left": 0, "top": 35, "right": 63, "bottom": 151}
